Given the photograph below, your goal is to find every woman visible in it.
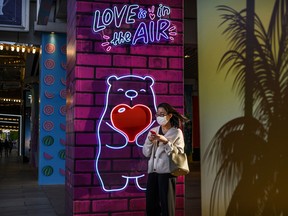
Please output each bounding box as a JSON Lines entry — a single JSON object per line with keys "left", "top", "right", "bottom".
{"left": 142, "top": 102, "right": 188, "bottom": 216}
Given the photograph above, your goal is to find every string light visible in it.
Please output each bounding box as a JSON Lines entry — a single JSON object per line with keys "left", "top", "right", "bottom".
{"left": 0, "top": 98, "right": 22, "bottom": 103}
{"left": 0, "top": 42, "right": 39, "bottom": 54}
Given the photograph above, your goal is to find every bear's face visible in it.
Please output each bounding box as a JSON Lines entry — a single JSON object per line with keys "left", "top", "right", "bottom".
{"left": 106, "top": 75, "right": 156, "bottom": 108}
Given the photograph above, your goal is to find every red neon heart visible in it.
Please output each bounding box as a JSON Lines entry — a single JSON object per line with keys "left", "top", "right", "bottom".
{"left": 111, "top": 104, "right": 152, "bottom": 142}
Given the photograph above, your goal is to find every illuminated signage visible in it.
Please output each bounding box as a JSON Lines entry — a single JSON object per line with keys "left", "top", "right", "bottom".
{"left": 110, "top": 104, "right": 152, "bottom": 143}
{"left": 92, "top": 4, "right": 177, "bottom": 51}
{"left": 96, "top": 75, "right": 157, "bottom": 192}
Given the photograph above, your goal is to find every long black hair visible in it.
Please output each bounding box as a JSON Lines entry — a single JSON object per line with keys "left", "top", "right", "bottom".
{"left": 157, "top": 103, "right": 189, "bottom": 128}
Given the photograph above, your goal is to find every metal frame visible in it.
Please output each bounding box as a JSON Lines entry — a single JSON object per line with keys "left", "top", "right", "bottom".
{"left": 0, "top": 0, "right": 29, "bottom": 32}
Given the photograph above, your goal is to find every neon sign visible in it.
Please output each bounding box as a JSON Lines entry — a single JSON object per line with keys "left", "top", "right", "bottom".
{"left": 92, "top": 4, "right": 177, "bottom": 51}
{"left": 95, "top": 75, "right": 157, "bottom": 192}
{"left": 110, "top": 104, "right": 152, "bottom": 143}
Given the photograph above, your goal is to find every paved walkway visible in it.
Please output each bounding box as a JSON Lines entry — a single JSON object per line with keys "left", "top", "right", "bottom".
{"left": 0, "top": 150, "right": 65, "bottom": 216}
{"left": 185, "top": 161, "right": 201, "bottom": 216}
{"left": 0, "top": 150, "right": 200, "bottom": 216}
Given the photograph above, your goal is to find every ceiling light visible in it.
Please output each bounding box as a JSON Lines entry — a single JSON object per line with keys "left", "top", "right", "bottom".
{"left": 11, "top": 45, "right": 15, "bottom": 51}
{"left": 0, "top": 44, "right": 3, "bottom": 50}
{"left": 16, "top": 45, "right": 20, "bottom": 52}
{"left": 21, "top": 46, "right": 25, "bottom": 52}
{"left": 32, "top": 47, "right": 36, "bottom": 54}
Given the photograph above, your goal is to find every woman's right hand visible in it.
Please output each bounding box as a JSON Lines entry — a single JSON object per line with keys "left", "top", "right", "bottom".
{"left": 149, "top": 133, "right": 168, "bottom": 144}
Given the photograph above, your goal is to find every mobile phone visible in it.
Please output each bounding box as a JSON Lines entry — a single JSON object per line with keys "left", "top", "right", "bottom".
{"left": 150, "top": 130, "right": 156, "bottom": 135}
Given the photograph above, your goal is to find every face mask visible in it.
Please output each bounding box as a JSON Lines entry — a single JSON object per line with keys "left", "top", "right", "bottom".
{"left": 156, "top": 116, "right": 169, "bottom": 126}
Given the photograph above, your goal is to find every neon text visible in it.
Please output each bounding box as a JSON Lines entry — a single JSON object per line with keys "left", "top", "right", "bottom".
{"left": 92, "top": 4, "right": 177, "bottom": 51}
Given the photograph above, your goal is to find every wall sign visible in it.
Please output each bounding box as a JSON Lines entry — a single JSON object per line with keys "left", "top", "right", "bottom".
{"left": 92, "top": 4, "right": 177, "bottom": 51}
{"left": 0, "top": 0, "right": 29, "bottom": 32}
{"left": 96, "top": 75, "right": 158, "bottom": 192}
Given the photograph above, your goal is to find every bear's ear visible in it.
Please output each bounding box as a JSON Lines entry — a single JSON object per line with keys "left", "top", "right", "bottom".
{"left": 144, "top": 76, "right": 154, "bottom": 87}
{"left": 107, "top": 75, "right": 118, "bottom": 85}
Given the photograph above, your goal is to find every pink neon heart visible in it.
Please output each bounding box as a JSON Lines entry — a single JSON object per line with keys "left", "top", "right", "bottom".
{"left": 111, "top": 104, "right": 152, "bottom": 142}
{"left": 149, "top": 13, "right": 155, "bottom": 20}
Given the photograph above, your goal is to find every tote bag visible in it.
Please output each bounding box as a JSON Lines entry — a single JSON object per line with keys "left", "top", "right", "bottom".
{"left": 169, "top": 149, "right": 190, "bottom": 176}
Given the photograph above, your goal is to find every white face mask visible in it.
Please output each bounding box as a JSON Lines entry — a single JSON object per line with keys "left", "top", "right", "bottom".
{"left": 156, "top": 116, "right": 169, "bottom": 126}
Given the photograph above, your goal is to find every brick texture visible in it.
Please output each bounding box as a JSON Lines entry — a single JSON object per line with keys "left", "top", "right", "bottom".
{"left": 66, "top": 0, "right": 184, "bottom": 215}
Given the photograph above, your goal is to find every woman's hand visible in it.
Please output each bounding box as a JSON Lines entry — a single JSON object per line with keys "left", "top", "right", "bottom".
{"left": 149, "top": 133, "right": 168, "bottom": 144}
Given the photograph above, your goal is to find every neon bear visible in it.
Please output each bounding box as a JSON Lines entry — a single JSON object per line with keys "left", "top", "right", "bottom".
{"left": 96, "top": 75, "right": 157, "bottom": 192}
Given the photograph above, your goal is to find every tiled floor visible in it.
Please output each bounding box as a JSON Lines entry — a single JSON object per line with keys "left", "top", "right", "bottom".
{"left": 185, "top": 161, "right": 201, "bottom": 216}
{"left": 0, "top": 150, "right": 200, "bottom": 216}
{"left": 0, "top": 150, "right": 65, "bottom": 216}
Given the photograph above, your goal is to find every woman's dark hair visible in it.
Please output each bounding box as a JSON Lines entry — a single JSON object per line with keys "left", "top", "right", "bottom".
{"left": 157, "top": 103, "right": 189, "bottom": 128}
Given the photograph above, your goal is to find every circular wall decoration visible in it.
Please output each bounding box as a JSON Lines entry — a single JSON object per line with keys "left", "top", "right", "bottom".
{"left": 60, "top": 123, "right": 66, "bottom": 131}
{"left": 43, "top": 120, "right": 54, "bottom": 131}
{"left": 58, "top": 149, "right": 66, "bottom": 160}
{"left": 61, "top": 78, "right": 66, "bottom": 86}
{"left": 60, "top": 89, "right": 67, "bottom": 99}
{"left": 59, "top": 168, "right": 65, "bottom": 176}
{"left": 61, "top": 61, "right": 67, "bottom": 70}
{"left": 44, "top": 59, "right": 56, "bottom": 69}
{"left": 61, "top": 45, "right": 66, "bottom": 55}
{"left": 42, "top": 135, "right": 54, "bottom": 146}
{"left": 59, "top": 105, "right": 66, "bottom": 116}
{"left": 42, "top": 165, "right": 54, "bottom": 176}
{"left": 43, "top": 105, "right": 54, "bottom": 115}
{"left": 45, "top": 43, "right": 56, "bottom": 54}
{"left": 44, "top": 75, "right": 55, "bottom": 85}
{"left": 44, "top": 91, "right": 55, "bottom": 99}
{"left": 43, "top": 152, "right": 53, "bottom": 160}
{"left": 60, "top": 138, "right": 66, "bottom": 146}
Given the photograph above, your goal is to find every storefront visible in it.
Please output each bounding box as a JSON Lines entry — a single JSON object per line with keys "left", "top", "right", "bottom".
{"left": 0, "top": 0, "right": 200, "bottom": 215}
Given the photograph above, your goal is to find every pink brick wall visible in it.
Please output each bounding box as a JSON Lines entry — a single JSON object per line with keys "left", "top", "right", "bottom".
{"left": 66, "top": 0, "right": 184, "bottom": 215}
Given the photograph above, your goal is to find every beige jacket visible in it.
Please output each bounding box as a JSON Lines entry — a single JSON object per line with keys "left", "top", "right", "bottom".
{"left": 142, "top": 126, "right": 185, "bottom": 174}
